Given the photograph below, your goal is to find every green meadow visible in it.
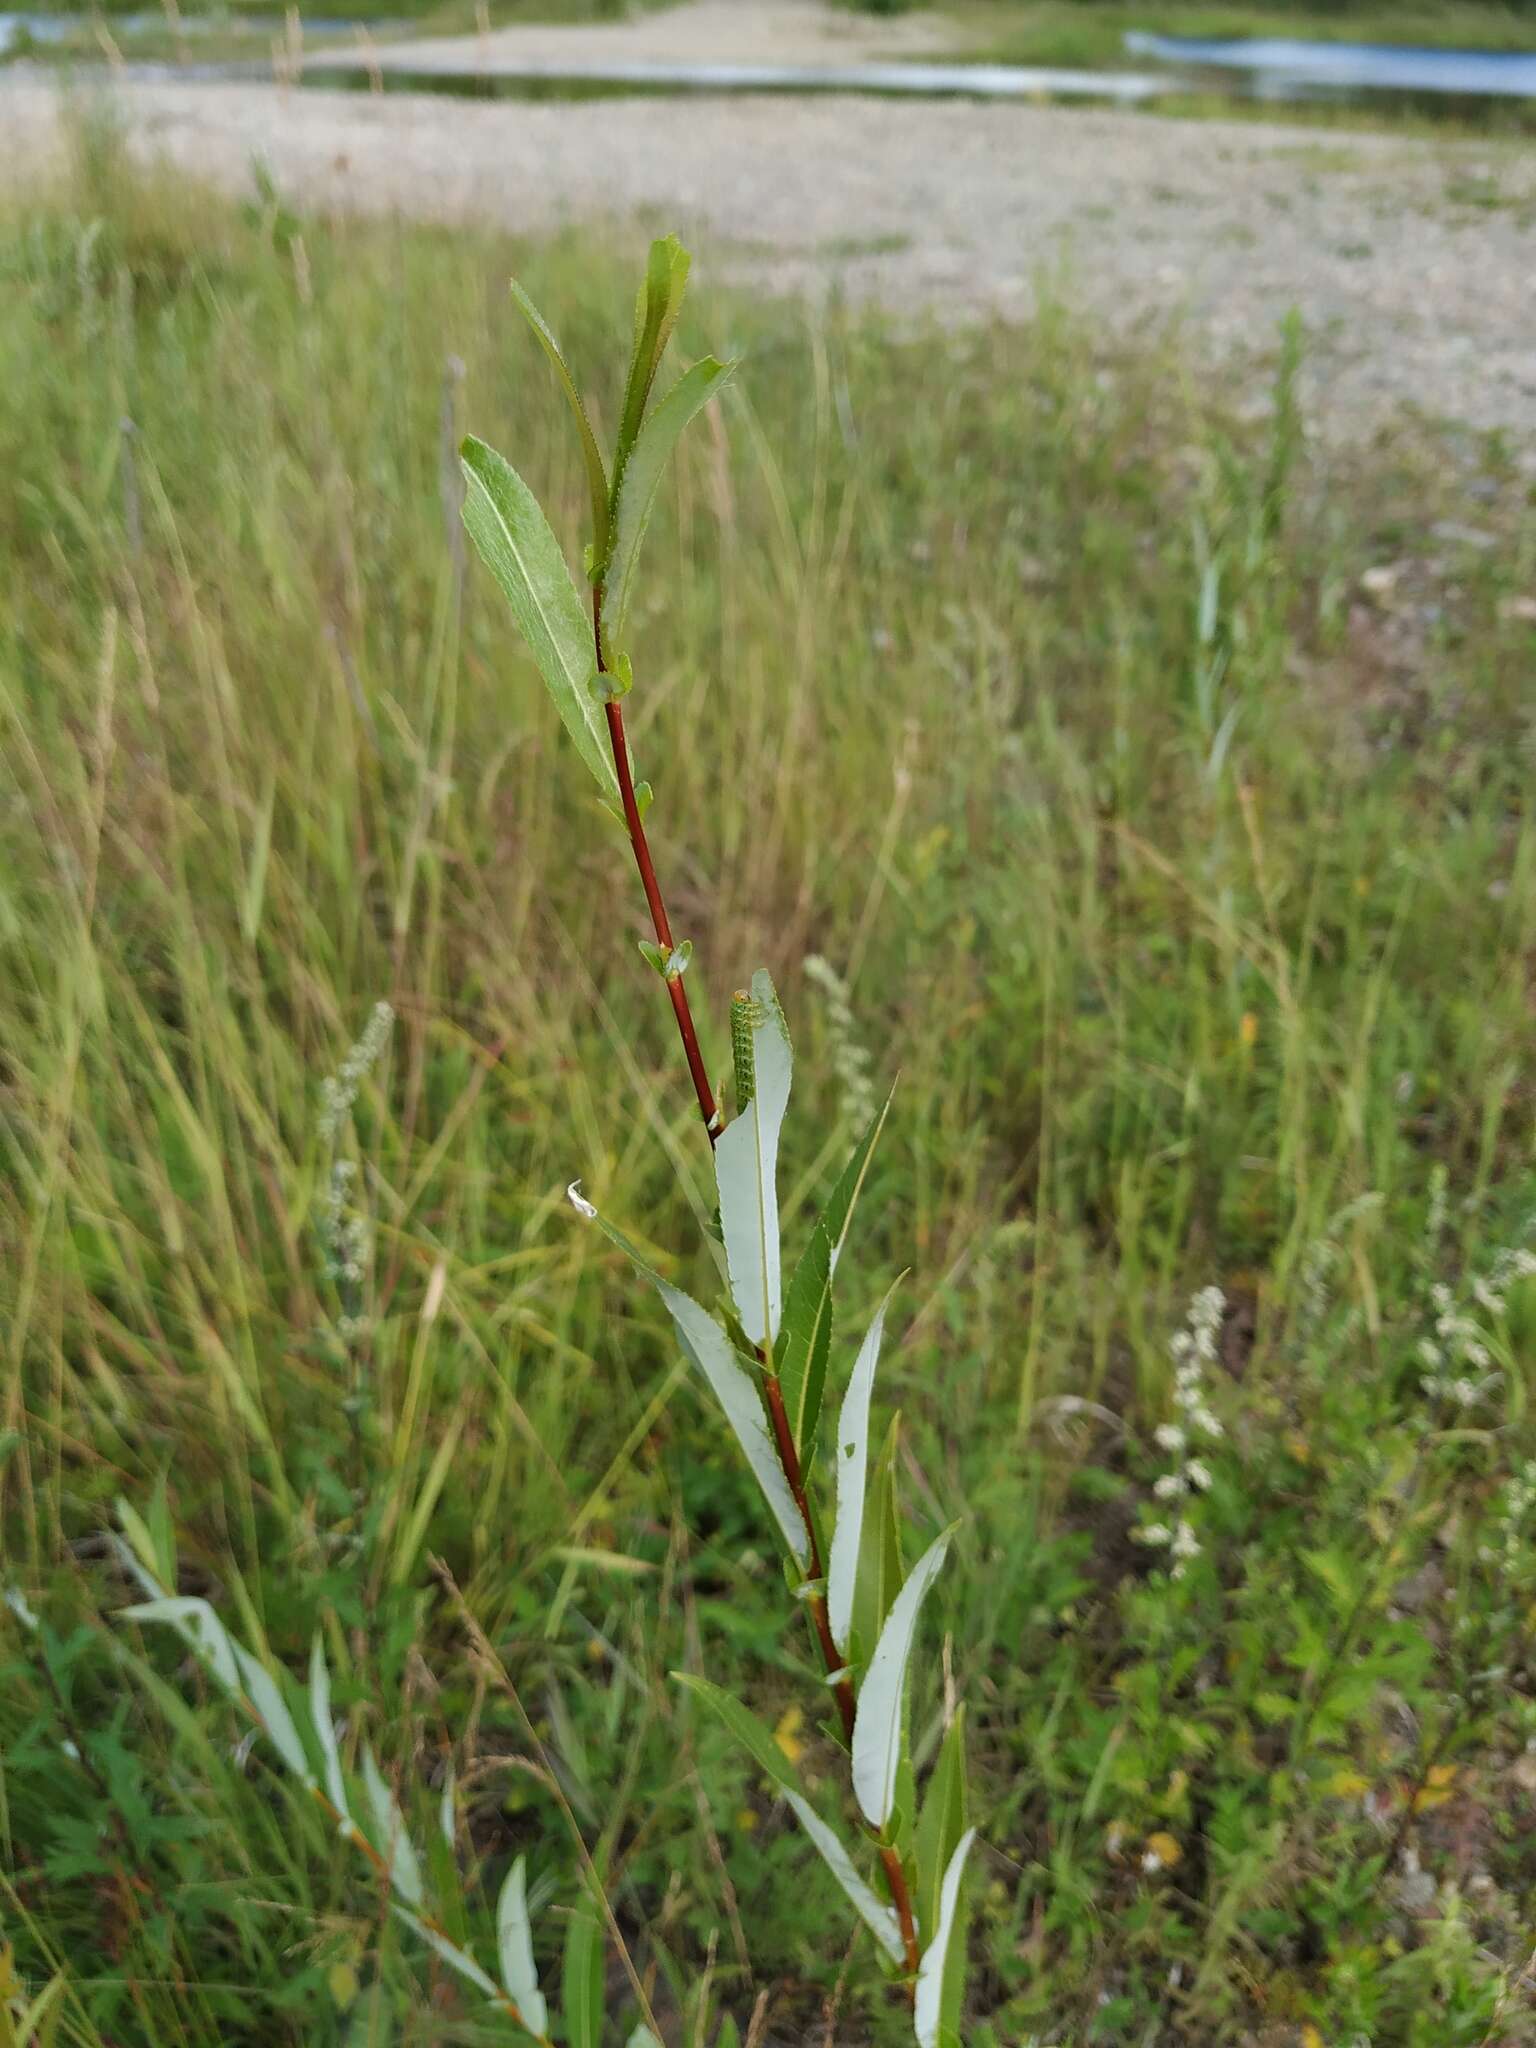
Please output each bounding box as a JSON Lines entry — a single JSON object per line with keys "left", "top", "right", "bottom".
{"left": 2, "top": 117, "right": 1535, "bottom": 2046}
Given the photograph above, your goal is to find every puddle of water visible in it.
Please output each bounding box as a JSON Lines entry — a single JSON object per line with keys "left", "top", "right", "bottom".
{"left": 300, "top": 57, "right": 1165, "bottom": 104}
{"left": 1126, "top": 31, "right": 1536, "bottom": 99}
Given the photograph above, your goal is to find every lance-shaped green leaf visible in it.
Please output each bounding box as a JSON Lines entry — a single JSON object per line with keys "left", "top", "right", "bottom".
{"left": 775, "top": 1087, "right": 893, "bottom": 1457}
{"left": 715, "top": 969, "right": 793, "bottom": 1349}
{"left": 615, "top": 235, "right": 690, "bottom": 477}
{"left": 562, "top": 1899, "right": 604, "bottom": 2048}
{"left": 914, "top": 1709, "right": 967, "bottom": 1948}
{"left": 496, "top": 1855, "right": 548, "bottom": 2035}
{"left": 308, "top": 1635, "right": 353, "bottom": 1832}
{"left": 119, "top": 1595, "right": 241, "bottom": 1696}
{"left": 913, "top": 1828, "right": 977, "bottom": 2048}
{"left": 509, "top": 277, "right": 611, "bottom": 568}
{"left": 362, "top": 1742, "right": 424, "bottom": 1906}
{"left": 600, "top": 355, "right": 735, "bottom": 660}
{"left": 852, "top": 1528, "right": 955, "bottom": 1829}
{"left": 459, "top": 436, "right": 619, "bottom": 807}
{"left": 394, "top": 1907, "right": 500, "bottom": 2001}
{"left": 567, "top": 1186, "right": 807, "bottom": 1565}
{"left": 233, "top": 1641, "right": 314, "bottom": 1783}
{"left": 827, "top": 1282, "right": 900, "bottom": 1657}
{"left": 674, "top": 1674, "right": 904, "bottom": 1965}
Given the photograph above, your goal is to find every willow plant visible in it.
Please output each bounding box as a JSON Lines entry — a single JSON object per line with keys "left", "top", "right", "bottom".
{"left": 461, "top": 236, "right": 975, "bottom": 2045}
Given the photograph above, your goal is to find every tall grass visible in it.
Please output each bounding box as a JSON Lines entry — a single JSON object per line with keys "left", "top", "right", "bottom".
{"left": 1, "top": 122, "right": 1534, "bottom": 2044}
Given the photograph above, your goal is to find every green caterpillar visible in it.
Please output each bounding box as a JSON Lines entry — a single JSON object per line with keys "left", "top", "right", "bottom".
{"left": 730, "top": 989, "right": 762, "bottom": 1110}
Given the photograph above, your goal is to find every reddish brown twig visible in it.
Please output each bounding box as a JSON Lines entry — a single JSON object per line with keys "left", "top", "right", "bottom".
{"left": 593, "top": 587, "right": 719, "bottom": 1147}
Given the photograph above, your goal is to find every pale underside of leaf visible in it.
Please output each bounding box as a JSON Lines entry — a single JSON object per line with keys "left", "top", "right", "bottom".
{"left": 308, "top": 1634, "right": 352, "bottom": 1828}
{"left": 497, "top": 1855, "right": 549, "bottom": 2035}
{"left": 656, "top": 1277, "right": 808, "bottom": 1565}
{"left": 362, "top": 1743, "right": 424, "bottom": 1906}
{"left": 459, "top": 435, "right": 618, "bottom": 807}
{"left": 715, "top": 967, "right": 793, "bottom": 1349}
{"left": 572, "top": 1200, "right": 807, "bottom": 1565}
{"left": 672, "top": 1673, "right": 903, "bottom": 1966}
{"left": 851, "top": 1528, "right": 955, "bottom": 1829}
{"left": 785, "top": 1791, "right": 906, "bottom": 1966}
{"left": 233, "top": 1641, "right": 314, "bottom": 1784}
{"left": 395, "top": 1907, "right": 501, "bottom": 2002}
{"left": 600, "top": 356, "right": 735, "bottom": 660}
{"left": 120, "top": 1594, "right": 241, "bottom": 1696}
{"left": 913, "top": 1828, "right": 978, "bottom": 2048}
{"left": 828, "top": 1282, "right": 900, "bottom": 1657}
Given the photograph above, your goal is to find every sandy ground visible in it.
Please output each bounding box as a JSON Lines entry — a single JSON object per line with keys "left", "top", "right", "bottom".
{"left": 3, "top": 0, "right": 1535, "bottom": 441}
{"left": 358, "top": 0, "right": 954, "bottom": 71}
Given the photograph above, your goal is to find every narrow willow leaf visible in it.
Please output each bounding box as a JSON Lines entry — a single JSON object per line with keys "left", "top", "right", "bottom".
{"left": 852, "top": 1529, "right": 955, "bottom": 1829}
{"left": 852, "top": 1414, "right": 905, "bottom": 1661}
{"left": 673, "top": 1674, "right": 903, "bottom": 1966}
{"left": 673, "top": 1672, "right": 800, "bottom": 1795}
{"left": 509, "top": 277, "right": 611, "bottom": 566}
{"left": 120, "top": 1595, "right": 241, "bottom": 1696}
{"left": 913, "top": 1828, "right": 977, "bottom": 2048}
{"left": 496, "top": 1856, "right": 548, "bottom": 2035}
{"left": 308, "top": 1635, "right": 352, "bottom": 1829}
{"left": 459, "top": 436, "right": 619, "bottom": 807}
{"left": 615, "top": 234, "right": 690, "bottom": 477}
{"left": 116, "top": 1498, "right": 165, "bottom": 1589}
{"left": 569, "top": 1190, "right": 807, "bottom": 1564}
{"left": 394, "top": 1907, "right": 500, "bottom": 2001}
{"left": 774, "top": 1223, "right": 832, "bottom": 1459}
{"left": 561, "top": 1900, "right": 604, "bottom": 2048}
{"left": 914, "top": 1708, "right": 967, "bottom": 1947}
{"left": 714, "top": 968, "right": 792, "bottom": 1348}
{"left": 233, "top": 1642, "right": 314, "bottom": 1784}
{"left": 658, "top": 1277, "right": 807, "bottom": 1565}
{"left": 784, "top": 1791, "right": 906, "bottom": 1966}
{"left": 824, "top": 1083, "right": 895, "bottom": 1278}
{"left": 827, "top": 1283, "right": 900, "bottom": 1656}
{"left": 600, "top": 356, "right": 735, "bottom": 659}
{"left": 361, "top": 1744, "right": 424, "bottom": 1906}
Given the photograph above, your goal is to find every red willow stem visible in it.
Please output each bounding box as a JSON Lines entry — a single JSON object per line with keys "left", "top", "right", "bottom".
{"left": 592, "top": 586, "right": 920, "bottom": 1984}
{"left": 593, "top": 587, "right": 719, "bottom": 1148}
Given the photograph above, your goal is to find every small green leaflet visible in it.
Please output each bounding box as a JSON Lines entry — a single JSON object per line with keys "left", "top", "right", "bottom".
{"left": 714, "top": 968, "right": 792, "bottom": 1349}
{"left": 851, "top": 1528, "right": 955, "bottom": 1830}
{"left": 827, "top": 1282, "right": 900, "bottom": 1657}
{"left": 674, "top": 1675, "right": 904, "bottom": 1965}
{"left": 913, "top": 1828, "right": 977, "bottom": 2048}
{"left": 509, "top": 277, "right": 611, "bottom": 568}
{"left": 561, "top": 1899, "right": 604, "bottom": 2048}
{"left": 459, "top": 436, "right": 620, "bottom": 808}
{"left": 496, "top": 1855, "right": 548, "bottom": 2035}
{"left": 567, "top": 1186, "right": 807, "bottom": 1565}
{"left": 600, "top": 356, "right": 736, "bottom": 661}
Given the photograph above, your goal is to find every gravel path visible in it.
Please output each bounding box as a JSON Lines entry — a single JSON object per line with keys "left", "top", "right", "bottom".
{"left": 4, "top": 2, "right": 1535, "bottom": 440}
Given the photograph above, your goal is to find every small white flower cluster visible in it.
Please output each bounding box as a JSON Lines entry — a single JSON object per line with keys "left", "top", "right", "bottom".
{"left": 1479, "top": 1458, "right": 1536, "bottom": 1578}
{"left": 1418, "top": 1247, "right": 1535, "bottom": 1411}
{"left": 803, "top": 954, "right": 877, "bottom": 1134}
{"left": 1137, "top": 1286, "right": 1225, "bottom": 1580}
{"left": 318, "top": 1000, "right": 395, "bottom": 1142}
{"left": 321, "top": 1158, "right": 370, "bottom": 1290}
